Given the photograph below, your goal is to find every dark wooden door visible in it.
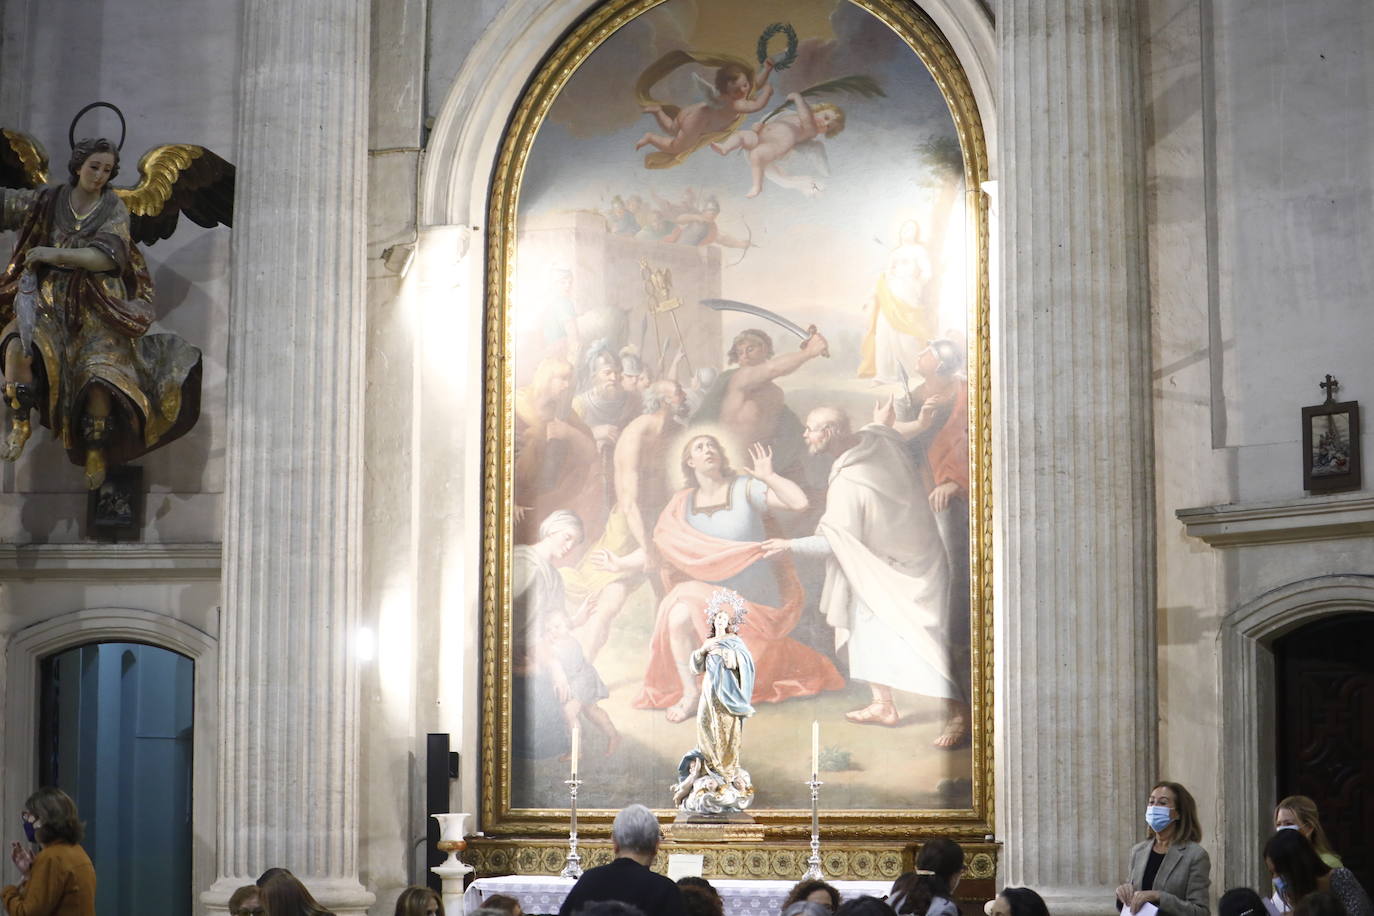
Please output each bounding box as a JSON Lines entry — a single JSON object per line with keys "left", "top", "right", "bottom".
{"left": 1275, "top": 613, "right": 1374, "bottom": 893}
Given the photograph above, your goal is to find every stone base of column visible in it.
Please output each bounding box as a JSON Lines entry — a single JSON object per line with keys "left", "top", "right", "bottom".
{"left": 1029, "top": 886, "right": 1120, "bottom": 916}
{"left": 203, "top": 877, "right": 376, "bottom": 915}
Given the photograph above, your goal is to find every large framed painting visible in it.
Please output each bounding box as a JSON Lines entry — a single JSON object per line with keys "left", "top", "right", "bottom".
{"left": 482, "top": 0, "right": 992, "bottom": 847}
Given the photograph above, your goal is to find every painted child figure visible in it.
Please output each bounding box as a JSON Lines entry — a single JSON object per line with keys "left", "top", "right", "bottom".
{"left": 712, "top": 92, "right": 846, "bottom": 197}
{"left": 636, "top": 59, "right": 776, "bottom": 159}
{"left": 534, "top": 609, "right": 622, "bottom": 758}
{"left": 512, "top": 511, "right": 621, "bottom": 757}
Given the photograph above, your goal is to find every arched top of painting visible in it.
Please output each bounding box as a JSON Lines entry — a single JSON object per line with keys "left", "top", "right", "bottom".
{"left": 494, "top": 0, "right": 986, "bottom": 227}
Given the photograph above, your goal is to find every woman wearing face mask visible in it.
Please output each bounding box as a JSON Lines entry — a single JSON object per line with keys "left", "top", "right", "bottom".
{"left": 1273, "top": 796, "right": 1342, "bottom": 869}
{"left": 1114, "top": 781, "right": 1211, "bottom": 916}
{"left": 1264, "top": 829, "right": 1372, "bottom": 916}
{"left": 2, "top": 786, "right": 96, "bottom": 915}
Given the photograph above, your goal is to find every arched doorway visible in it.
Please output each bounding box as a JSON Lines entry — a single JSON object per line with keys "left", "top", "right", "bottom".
{"left": 38, "top": 642, "right": 195, "bottom": 916}
{"left": 1274, "top": 613, "right": 1374, "bottom": 891}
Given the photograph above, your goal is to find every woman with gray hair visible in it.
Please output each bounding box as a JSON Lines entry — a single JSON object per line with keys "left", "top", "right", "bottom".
{"left": 557, "top": 805, "right": 686, "bottom": 916}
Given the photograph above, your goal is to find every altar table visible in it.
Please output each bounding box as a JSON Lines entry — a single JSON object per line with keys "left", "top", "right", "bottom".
{"left": 464, "top": 873, "right": 893, "bottom": 915}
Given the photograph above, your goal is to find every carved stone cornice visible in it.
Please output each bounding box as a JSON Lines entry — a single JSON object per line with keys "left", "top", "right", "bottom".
{"left": 1177, "top": 492, "right": 1374, "bottom": 547}
{"left": 0, "top": 542, "right": 221, "bottom": 579}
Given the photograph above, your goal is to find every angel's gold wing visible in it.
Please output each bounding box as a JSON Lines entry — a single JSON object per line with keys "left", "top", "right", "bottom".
{"left": 1, "top": 128, "right": 50, "bottom": 189}
{"left": 115, "top": 144, "right": 235, "bottom": 245}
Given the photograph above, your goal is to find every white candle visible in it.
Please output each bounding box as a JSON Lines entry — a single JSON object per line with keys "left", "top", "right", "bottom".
{"left": 571, "top": 724, "right": 580, "bottom": 779}
{"left": 811, "top": 720, "right": 819, "bottom": 777}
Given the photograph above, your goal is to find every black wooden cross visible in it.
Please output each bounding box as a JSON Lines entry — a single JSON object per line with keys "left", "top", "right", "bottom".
{"left": 1320, "top": 374, "right": 1340, "bottom": 404}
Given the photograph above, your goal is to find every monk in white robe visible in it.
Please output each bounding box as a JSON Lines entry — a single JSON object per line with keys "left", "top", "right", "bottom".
{"left": 764, "top": 409, "right": 967, "bottom": 747}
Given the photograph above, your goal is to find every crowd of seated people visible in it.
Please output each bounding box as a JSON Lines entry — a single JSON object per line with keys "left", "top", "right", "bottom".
{"left": 204, "top": 785, "right": 1374, "bottom": 916}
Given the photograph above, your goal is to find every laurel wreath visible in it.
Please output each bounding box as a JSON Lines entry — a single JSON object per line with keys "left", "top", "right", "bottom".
{"left": 757, "top": 22, "right": 798, "bottom": 72}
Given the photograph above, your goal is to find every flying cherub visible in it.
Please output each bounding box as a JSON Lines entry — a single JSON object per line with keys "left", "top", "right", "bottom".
{"left": 633, "top": 52, "right": 775, "bottom": 169}
{"left": 712, "top": 93, "right": 845, "bottom": 198}
{"left": 712, "top": 74, "right": 884, "bottom": 198}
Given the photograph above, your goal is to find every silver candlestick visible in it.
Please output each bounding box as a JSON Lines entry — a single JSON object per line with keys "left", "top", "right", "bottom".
{"left": 802, "top": 775, "right": 824, "bottom": 880}
{"left": 560, "top": 777, "right": 584, "bottom": 879}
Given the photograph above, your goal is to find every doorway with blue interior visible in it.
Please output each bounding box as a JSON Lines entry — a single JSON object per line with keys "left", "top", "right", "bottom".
{"left": 39, "top": 642, "right": 195, "bottom": 916}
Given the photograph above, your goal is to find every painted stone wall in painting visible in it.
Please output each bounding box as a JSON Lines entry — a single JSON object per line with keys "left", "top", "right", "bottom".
{"left": 505, "top": 0, "right": 978, "bottom": 816}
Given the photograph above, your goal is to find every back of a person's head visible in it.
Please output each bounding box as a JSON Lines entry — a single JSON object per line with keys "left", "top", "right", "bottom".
{"left": 998, "top": 887, "right": 1049, "bottom": 916}
{"left": 1293, "top": 891, "right": 1345, "bottom": 916}
{"left": 229, "top": 885, "right": 263, "bottom": 916}
{"left": 394, "top": 885, "right": 444, "bottom": 916}
{"left": 785, "top": 880, "right": 841, "bottom": 911}
{"left": 678, "top": 876, "right": 719, "bottom": 898}
{"left": 683, "top": 884, "right": 724, "bottom": 916}
{"left": 257, "top": 867, "right": 295, "bottom": 887}
{"left": 24, "top": 786, "right": 84, "bottom": 845}
{"left": 482, "top": 893, "right": 523, "bottom": 915}
{"left": 915, "top": 838, "right": 966, "bottom": 880}
{"left": 835, "top": 896, "right": 899, "bottom": 916}
{"left": 576, "top": 902, "right": 647, "bottom": 916}
{"left": 260, "top": 871, "right": 334, "bottom": 916}
{"left": 890, "top": 840, "right": 964, "bottom": 916}
{"left": 1219, "top": 887, "right": 1269, "bottom": 916}
{"left": 611, "top": 803, "right": 661, "bottom": 856}
{"left": 784, "top": 903, "right": 835, "bottom": 916}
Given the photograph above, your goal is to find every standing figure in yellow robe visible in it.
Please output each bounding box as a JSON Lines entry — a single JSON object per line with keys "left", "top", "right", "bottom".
{"left": 858, "top": 219, "right": 933, "bottom": 384}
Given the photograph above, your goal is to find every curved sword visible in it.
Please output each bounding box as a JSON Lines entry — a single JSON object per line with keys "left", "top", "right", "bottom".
{"left": 699, "top": 298, "right": 829, "bottom": 357}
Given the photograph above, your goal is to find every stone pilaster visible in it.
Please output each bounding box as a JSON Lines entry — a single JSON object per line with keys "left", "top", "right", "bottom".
{"left": 995, "top": 4, "right": 1156, "bottom": 912}
{"left": 204, "top": 2, "right": 373, "bottom": 913}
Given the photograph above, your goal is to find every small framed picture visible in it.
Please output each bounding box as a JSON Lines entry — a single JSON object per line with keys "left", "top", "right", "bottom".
{"left": 86, "top": 465, "right": 144, "bottom": 540}
{"left": 1302, "top": 399, "right": 1361, "bottom": 493}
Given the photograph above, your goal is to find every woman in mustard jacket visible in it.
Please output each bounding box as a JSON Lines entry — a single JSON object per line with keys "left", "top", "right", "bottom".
{"left": 3, "top": 786, "right": 96, "bottom": 916}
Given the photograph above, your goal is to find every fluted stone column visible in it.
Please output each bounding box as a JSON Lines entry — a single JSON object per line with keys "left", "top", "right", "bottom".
{"left": 995, "top": 4, "right": 1156, "bottom": 912}
{"left": 204, "top": 2, "right": 373, "bottom": 913}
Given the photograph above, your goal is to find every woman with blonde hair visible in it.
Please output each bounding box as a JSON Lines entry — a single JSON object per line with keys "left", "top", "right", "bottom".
{"left": 2, "top": 786, "right": 96, "bottom": 915}
{"left": 1274, "top": 796, "right": 1342, "bottom": 869}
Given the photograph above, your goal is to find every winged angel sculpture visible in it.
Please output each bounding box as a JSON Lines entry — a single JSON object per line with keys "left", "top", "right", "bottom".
{"left": 0, "top": 103, "right": 233, "bottom": 489}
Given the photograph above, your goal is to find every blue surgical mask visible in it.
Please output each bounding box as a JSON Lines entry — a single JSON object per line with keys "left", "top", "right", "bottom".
{"left": 1273, "top": 877, "right": 1288, "bottom": 897}
{"left": 22, "top": 818, "right": 36, "bottom": 843}
{"left": 1277, "top": 825, "right": 1301, "bottom": 832}
{"left": 1145, "top": 805, "right": 1174, "bottom": 832}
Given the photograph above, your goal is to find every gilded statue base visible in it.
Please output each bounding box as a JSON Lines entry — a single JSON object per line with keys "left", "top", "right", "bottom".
{"left": 666, "top": 812, "right": 766, "bottom": 842}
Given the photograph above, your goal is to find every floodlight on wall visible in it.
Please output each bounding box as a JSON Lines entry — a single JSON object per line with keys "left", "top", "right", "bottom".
{"left": 382, "top": 242, "right": 416, "bottom": 277}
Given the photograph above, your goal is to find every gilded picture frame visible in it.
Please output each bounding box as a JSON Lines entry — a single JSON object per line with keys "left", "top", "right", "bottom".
{"left": 482, "top": 0, "right": 993, "bottom": 843}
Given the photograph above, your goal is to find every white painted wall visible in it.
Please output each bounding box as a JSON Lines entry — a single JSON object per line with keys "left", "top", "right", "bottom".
{"left": 1146, "top": 0, "right": 1374, "bottom": 891}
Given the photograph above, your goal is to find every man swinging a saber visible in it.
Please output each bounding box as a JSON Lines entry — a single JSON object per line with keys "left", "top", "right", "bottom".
{"left": 692, "top": 298, "right": 829, "bottom": 475}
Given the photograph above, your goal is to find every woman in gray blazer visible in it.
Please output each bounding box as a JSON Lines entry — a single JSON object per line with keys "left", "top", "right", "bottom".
{"left": 1114, "top": 781, "right": 1211, "bottom": 916}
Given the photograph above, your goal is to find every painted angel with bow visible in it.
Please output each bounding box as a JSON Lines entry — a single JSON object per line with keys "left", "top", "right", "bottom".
{"left": 0, "top": 103, "right": 234, "bottom": 488}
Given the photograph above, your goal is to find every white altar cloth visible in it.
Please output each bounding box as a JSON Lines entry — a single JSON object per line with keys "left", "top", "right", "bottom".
{"left": 463, "top": 873, "right": 893, "bottom": 915}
